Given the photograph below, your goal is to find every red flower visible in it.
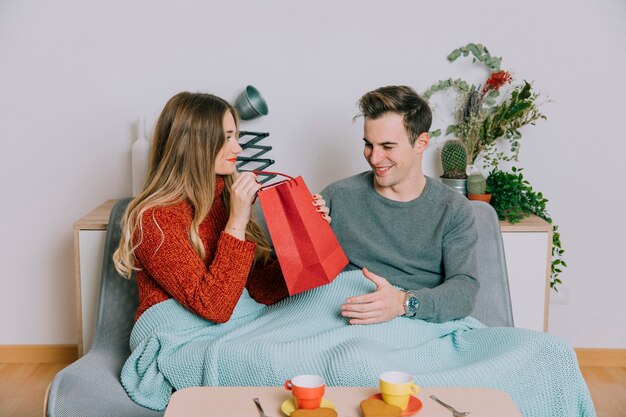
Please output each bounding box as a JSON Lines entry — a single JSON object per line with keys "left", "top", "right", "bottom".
{"left": 483, "top": 70, "right": 513, "bottom": 93}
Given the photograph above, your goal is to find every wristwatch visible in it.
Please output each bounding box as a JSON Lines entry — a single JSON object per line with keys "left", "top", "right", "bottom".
{"left": 402, "top": 290, "right": 420, "bottom": 318}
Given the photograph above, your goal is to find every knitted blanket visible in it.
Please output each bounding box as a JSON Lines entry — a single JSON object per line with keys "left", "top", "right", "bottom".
{"left": 121, "top": 271, "right": 596, "bottom": 416}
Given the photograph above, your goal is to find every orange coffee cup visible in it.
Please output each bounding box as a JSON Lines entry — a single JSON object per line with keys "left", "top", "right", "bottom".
{"left": 284, "top": 374, "right": 326, "bottom": 410}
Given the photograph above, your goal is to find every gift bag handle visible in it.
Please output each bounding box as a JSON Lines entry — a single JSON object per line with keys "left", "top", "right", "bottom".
{"left": 254, "top": 170, "right": 296, "bottom": 191}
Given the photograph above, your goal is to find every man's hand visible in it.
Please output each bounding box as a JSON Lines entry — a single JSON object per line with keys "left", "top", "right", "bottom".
{"left": 341, "top": 268, "right": 405, "bottom": 324}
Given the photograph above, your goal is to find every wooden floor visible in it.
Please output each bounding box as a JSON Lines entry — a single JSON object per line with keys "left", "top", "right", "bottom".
{"left": 580, "top": 366, "right": 626, "bottom": 417}
{"left": 1, "top": 363, "right": 624, "bottom": 417}
{"left": 0, "top": 362, "right": 67, "bottom": 417}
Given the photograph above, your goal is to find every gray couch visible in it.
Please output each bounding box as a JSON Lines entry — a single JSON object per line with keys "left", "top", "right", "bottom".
{"left": 46, "top": 198, "right": 512, "bottom": 417}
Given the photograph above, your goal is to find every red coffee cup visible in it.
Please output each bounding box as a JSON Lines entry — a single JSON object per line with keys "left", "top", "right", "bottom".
{"left": 284, "top": 374, "right": 326, "bottom": 410}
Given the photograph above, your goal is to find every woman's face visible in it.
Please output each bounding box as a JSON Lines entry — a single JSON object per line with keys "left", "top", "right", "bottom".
{"left": 214, "top": 111, "right": 242, "bottom": 175}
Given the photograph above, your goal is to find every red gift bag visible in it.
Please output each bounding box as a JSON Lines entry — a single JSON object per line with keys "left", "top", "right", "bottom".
{"left": 256, "top": 172, "right": 349, "bottom": 295}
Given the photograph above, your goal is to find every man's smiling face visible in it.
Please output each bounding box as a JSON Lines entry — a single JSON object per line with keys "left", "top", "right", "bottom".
{"left": 363, "top": 112, "right": 425, "bottom": 196}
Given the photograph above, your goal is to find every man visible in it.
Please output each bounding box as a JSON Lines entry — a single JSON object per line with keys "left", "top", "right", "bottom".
{"left": 321, "top": 85, "right": 479, "bottom": 324}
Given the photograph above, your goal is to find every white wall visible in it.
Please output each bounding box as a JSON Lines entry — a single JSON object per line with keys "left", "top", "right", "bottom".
{"left": 1, "top": 0, "right": 624, "bottom": 348}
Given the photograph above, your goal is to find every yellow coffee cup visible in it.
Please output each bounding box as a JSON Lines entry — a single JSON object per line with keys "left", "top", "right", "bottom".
{"left": 379, "top": 371, "right": 419, "bottom": 410}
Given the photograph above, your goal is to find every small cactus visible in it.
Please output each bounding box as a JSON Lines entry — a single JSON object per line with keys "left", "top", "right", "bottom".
{"left": 441, "top": 140, "right": 468, "bottom": 179}
{"left": 467, "top": 172, "right": 487, "bottom": 194}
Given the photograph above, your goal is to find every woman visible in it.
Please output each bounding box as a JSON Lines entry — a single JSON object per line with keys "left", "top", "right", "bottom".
{"left": 113, "top": 91, "right": 329, "bottom": 323}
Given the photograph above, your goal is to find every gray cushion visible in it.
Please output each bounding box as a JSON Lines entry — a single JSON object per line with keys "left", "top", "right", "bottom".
{"left": 469, "top": 201, "right": 514, "bottom": 327}
{"left": 47, "top": 198, "right": 162, "bottom": 417}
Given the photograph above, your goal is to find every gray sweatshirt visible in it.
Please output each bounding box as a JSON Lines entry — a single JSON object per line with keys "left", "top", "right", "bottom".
{"left": 321, "top": 171, "right": 479, "bottom": 323}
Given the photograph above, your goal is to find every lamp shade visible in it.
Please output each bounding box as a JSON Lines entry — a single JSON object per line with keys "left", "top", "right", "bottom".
{"left": 234, "top": 85, "right": 269, "bottom": 120}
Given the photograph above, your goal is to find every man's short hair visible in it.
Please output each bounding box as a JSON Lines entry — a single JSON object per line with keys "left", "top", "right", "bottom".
{"left": 357, "top": 85, "right": 432, "bottom": 145}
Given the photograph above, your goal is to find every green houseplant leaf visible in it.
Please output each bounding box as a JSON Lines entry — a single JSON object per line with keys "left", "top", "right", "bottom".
{"left": 487, "top": 168, "right": 565, "bottom": 290}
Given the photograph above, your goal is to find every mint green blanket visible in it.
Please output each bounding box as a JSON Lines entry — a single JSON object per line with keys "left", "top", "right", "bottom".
{"left": 121, "top": 271, "right": 595, "bottom": 416}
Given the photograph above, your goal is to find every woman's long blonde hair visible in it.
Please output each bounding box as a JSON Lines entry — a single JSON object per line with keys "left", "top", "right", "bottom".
{"left": 113, "top": 92, "right": 271, "bottom": 278}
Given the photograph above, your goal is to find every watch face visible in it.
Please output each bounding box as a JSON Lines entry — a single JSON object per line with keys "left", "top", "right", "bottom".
{"left": 407, "top": 296, "right": 419, "bottom": 313}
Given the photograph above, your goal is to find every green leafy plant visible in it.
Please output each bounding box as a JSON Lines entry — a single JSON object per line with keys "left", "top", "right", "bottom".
{"left": 440, "top": 139, "right": 468, "bottom": 179}
{"left": 486, "top": 167, "right": 566, "bottom": 289}
{"left": 424, "top": 43, "right": 547, "bottom": 169}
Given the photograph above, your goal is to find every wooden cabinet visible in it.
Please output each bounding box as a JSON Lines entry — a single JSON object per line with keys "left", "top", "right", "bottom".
{"left": 499, "top": 216, "right": 552, "bottom": 332}
{"left": 73, "top": 201, "right": 552, "bottom": 355}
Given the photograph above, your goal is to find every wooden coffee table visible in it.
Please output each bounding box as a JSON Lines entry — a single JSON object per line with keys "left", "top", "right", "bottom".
{"left": 164, "top": 386, "right": 522, "bottom": 416}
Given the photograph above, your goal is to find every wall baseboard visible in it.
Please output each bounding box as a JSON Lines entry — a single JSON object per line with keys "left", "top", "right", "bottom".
{"left": 575, "top": 348, "right": 626, "bottom": 367}
{"left": 0, "top": 345, "right": 78, "bottom": 363}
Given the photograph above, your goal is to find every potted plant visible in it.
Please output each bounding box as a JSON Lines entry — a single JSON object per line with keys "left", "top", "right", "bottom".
{"left": 487, "top": 167, "right": 566, "bottom": 289}
{"left": 467, "top": 172, "right": 491, "bottom": 203}
{"left": 440, "top": 139, "right": 468, "bottom": 196}
{"left": 424, "top": 43, "right": 565, "bottom": 291}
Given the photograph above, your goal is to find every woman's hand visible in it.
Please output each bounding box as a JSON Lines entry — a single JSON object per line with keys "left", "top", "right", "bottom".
{"left": 312, "top": 194, "right": 331, "bottom": 224}
{"left": 225, "top": 172, "right": 261, "bottom": 239}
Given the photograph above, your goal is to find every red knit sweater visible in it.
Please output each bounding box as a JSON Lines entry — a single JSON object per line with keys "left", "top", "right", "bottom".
{"left": 133, "top": 177, "right": 288, "bottom": 322}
